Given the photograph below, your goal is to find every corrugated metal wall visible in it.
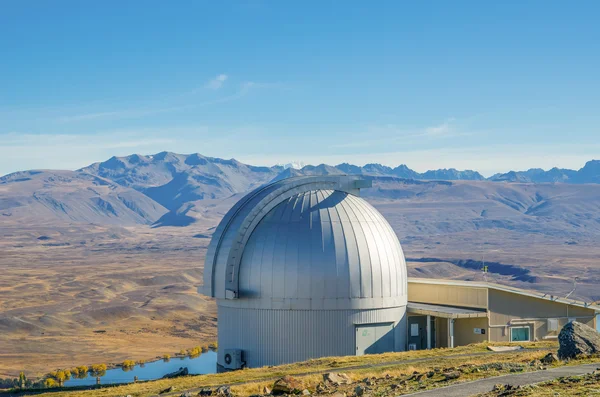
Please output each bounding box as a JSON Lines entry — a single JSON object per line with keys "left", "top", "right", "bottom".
{"left": 488, "top": 289, "right": 597, "bottom": 342}
{"left": 408, "top": 282, "right": 488, "bottom": 309}
{"left": 217, "top": 305, "right": 406, "bottom": 368}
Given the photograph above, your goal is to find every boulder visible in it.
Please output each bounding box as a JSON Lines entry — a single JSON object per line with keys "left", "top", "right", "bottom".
{"left": 162, "top": 367, "right": 188, "bottom": 379}
{"left": 541, "top": 353, "right": 559, "bottom": 365}
{"left": 354, "top": 385, "right": 364, "bottom": 396}
{"left": 262, "top": 386, "right": 272, "bottom": 395}
{"left": 323, "top": 373, "right": 352, "bottom": 386}
{"left": 216, "top": 386, "right": 232, "bottom": 397}
{"left": 442, "top": 372, "right": 461, "bottom": 381}
{"left": 273, "top": 376, "right": 302, "bottom": 395}
{"left": 558, "top": 321, "right": 600, "bottom": 359}
{"left": 199, "top": 388, "right": 213, "bottom": 396}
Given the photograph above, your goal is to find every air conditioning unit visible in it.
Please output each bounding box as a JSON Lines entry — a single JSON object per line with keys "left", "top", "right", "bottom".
{"left": 223, "top": 349, "right": 244, "bottom": 370}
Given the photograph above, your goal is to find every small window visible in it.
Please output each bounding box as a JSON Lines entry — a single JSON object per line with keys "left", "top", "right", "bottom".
{"left": 510, "top": 326, "right": 530, "bottom": 342}
{"left": 547, "top": 319, "right": 558, "bottom": 332}
{"left": 410, "top": 323, "right": 419, "bottom": 337}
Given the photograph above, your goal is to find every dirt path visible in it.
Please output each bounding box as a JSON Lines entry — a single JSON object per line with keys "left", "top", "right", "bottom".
{"left": 404, "top": 363, "right": 600, "bottom": 396}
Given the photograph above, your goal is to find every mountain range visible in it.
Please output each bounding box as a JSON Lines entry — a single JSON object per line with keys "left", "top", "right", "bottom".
{"left": 1, "top": 151, "right": 599, "bottom": 229}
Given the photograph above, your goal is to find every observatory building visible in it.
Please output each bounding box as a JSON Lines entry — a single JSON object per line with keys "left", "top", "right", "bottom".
{"left": 201, "top": 175, "right": 408, "bottom": 370}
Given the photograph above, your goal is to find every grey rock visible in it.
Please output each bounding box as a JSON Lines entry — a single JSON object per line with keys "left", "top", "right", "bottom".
{"left": 541, "top": 352, "right": 559, "bottom": 365}
{"left": 302, "top": 389, "right": 311, "bottom": 396}
{"left": 273, "top": 376, "right": 302, "bottom": 395}
{"left": 162, "top": 367, "right": 188, "bottom": 379}
{"left": 558, "top": 321, "right": 600, "bottom": 359}
{"left": 354, "top": 385, "right": 364, "bottom": 396}
{"left": 323, "top": 372, "right": 352, "bottom": 385}
{"left": 442, "top": 372, "right": 461, "bottom": 381}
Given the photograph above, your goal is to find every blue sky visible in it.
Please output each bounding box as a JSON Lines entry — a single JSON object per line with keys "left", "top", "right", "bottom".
{"left": 1, "top": 1, "right": 599, "bottom": 176}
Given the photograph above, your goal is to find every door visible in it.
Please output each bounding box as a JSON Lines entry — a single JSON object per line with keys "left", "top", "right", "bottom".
{"left": 408, "top": 316, "right": 427, "bottom": 350}
{"left": 356, "top": 323, "right": 395, "bottom": 355}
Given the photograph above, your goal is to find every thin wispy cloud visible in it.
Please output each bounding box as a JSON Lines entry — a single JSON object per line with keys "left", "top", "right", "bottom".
{"left": 205, "top": 74, "right": 228, "bottom": 90}
{"left": 55, "top": 79, "right": 269, "bottom": 124}
{"left": 331, "top": 118, "right": 468, "bottom": 149}
{"left": 424, "top": 118, "right": 456, "bottom": 137}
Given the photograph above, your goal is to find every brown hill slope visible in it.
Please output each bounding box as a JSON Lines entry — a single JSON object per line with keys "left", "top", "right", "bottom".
{"left": 0, "top": 170, "right": 167, "bottom": 225}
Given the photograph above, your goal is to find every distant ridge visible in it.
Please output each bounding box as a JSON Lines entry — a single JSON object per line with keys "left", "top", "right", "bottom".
{"left": 2, "top": 152, "right": 599, "bottom": 228}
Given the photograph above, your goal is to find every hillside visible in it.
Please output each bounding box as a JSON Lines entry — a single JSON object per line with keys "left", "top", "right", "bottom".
{"left": 0, "top": 170, "right": 167, "bottom": 225}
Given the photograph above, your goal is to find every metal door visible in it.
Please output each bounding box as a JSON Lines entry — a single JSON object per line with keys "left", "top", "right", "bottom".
{"left": 356, "top": 323, "right": 395, "bottom": 355}
{"left": 408, "top": 316, "right": 427, "bottom": 350}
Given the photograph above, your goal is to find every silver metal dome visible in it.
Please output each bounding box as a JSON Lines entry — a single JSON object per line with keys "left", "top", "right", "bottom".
{"left": 201, "top": 176, "right": 408, "bottom": 369}
{"left": 235, "top": 189, "right": 407, "bottom": 310}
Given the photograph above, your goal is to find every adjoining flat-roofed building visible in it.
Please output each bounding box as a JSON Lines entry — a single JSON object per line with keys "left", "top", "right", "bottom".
{"left": 406, "top": 278, "right": 600, "bottom": 350}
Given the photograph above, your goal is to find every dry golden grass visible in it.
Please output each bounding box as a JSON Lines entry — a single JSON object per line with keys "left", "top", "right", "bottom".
{"left": 5, "top": 342, "right": 568, "bottom": 397}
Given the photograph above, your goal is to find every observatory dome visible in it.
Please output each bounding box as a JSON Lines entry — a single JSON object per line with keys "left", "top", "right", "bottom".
{"left": 237, "top": 189, "right": 406, "bottom": 309}
{"left": 201, "top": 176, "right": 408, "bottom": 370}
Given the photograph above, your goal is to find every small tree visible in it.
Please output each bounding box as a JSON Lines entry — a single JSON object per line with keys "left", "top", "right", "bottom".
{"left": 121, "top": 360, "right": 135, "bottom": 370}
{"left": 55, "top": 370, "right": 66, "bottom": 385}
{"left": 90, "top": 364, "right": 107, "bottom": 376}
{"left": 76, "top": 366, "right": 88, "bottom": 378}
{"left": 44, "top": 378, "right": 56, "bottom": 388}
{"left": 163, "top": 354, "right": 170, "bottom": 361}
{"left": 18, "top": 372, "right": 26, "bottom": 389}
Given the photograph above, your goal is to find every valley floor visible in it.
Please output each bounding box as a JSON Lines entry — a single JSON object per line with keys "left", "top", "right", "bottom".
{"left": 2, "top": 204, "right": 600, "bottom": 378}
{"left": 0, "top": 224, "right": 217, "bottom": 378}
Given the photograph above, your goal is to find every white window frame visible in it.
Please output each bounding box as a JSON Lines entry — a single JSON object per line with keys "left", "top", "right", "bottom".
{"left": 510, "top": 326, "right": 531, "bottom": 342}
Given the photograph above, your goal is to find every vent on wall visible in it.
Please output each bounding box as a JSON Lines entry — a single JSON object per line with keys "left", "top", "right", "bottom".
{"left": 547, "top": 318, "right": 558, "bottom": 332}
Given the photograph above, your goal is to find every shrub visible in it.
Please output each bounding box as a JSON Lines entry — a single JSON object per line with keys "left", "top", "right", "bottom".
{"left": 122, "top": 360, "right": 135, "bottom": 368}
{"left": 137, "top": 359, "right": 145, "bottom": 365}
{"left": 90, "top": 364, "right": 107, "bottom": 375}
{"left": 208, "top": 342, "right": 218, "bottom": 351}
{"left": 44, "top": 378, "right": 56, "bottom": 388}
{"left": 188, "top": 346, "right": 202, "bottom": 357}
{"left": 201, "top": 345, "right": 209, "bottom": 353}
{"left": 163, "top": 354, "right": 171, "bottom": 361}
{"left": 51, "top": 370, "right": 67, "bottom": 385}
{"left": 75, "top": 365, "right": 88, "bottom": 378}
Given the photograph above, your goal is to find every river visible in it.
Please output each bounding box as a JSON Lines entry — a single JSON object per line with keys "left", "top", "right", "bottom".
{"left": 63, "top": 351, "right": 217, "bottom": 387}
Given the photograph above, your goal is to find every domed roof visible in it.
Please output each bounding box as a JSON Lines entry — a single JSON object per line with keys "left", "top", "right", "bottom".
{"left": 237, "top": 189, "right": 407, "bottom": 310}
{"left": 201, "top": 176, "right": 407, "bottom": 310}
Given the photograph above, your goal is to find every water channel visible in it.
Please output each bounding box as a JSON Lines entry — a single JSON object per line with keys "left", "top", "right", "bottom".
{"left": 63, "top": 351, "right": 217, "bottom": 387}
